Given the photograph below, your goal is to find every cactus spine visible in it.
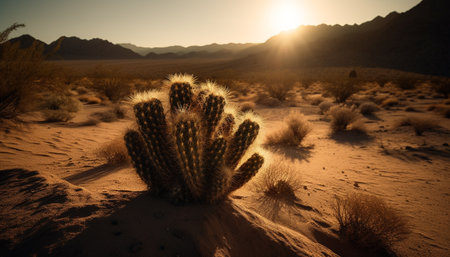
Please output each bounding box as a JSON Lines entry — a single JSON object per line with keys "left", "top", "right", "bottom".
{"left": 124, "top": 74, "right": 265, "bottom": 204}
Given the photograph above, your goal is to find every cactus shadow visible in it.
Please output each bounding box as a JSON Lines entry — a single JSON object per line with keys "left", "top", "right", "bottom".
{"left": 55, "top": 192, "right": 316, "bottom": 257}
{"left": 64, "top": 164, "right": 126, "bottom": 185}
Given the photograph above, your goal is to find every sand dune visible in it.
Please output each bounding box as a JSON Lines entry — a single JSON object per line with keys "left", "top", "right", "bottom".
{"left": 1, "top": 87, "right": 449, "bottom": 256}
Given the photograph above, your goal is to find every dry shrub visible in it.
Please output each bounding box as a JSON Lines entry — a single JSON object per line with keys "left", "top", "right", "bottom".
{"left": 96, "top": 137, "right": 130, "bottom": 165}
{"left": 75, "top": 86, "right": 89, "bottom": 95}
{"left": 398, "top": 116, "right": 439, "bottom": 136}
{"left": 309, "top": 95, "right": 325, "bottom": 106}
{"left": 256, "top": 93, "right": 282, "bottom": 107}
{"left": 93, "top": 77, "right": 132, "bottom": 102}
{"left": 329, "top": 106, "right": 360, "bottom": 132}
{"left": 319, "top": 101, "right": 334, "bottom": 114}
{"left": 0, "top": 24, "right": 45, "bottom": 119}
{"left": 252, "top": 161, "right": 302, "bottom": 220}
{"left": 254, "top": 162, "right": 301, "bottom": 202}
{"left": 381, "top": 97, "right": 399, "bottom": 108}
{"left": 43, "top": 110, "right": 75, "bottom": 122}
{"left": 332, "top": 193, "right": 410, "bottom": 250}
{"left": 266, "top": 112, "right": 312, "bottom": 146}
{"left": 264, "top": 83, "right": 293, "bottom": 102}
{"left": 41, "top": 94, "right": 81, "bottom": 122}
{"left": 347, "top": 120, "right": 367, "bottom": 134}
{"left": 240, "top": 101, "right": 256, "bottom": 112}
{"left": 359, "top": 102, "right": 379, "bottom": 115}
{"left": 90, "top": 105, "right": 126, "bottom": 122}
{"left": 323, "top": 80, "right": 360, "bottom": 103}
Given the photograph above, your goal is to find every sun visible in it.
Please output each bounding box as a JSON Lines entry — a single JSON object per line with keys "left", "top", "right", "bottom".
{"left": 270, "top": 2, "right": 303, "bottom": 32}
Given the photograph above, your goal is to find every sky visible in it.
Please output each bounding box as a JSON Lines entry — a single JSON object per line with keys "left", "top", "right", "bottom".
{"left": 0, "top": 0, "right": 421, "bottom": 47}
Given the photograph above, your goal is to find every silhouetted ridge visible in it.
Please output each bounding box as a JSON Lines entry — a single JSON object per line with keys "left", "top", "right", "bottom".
{"left": 46, "top": 36, "right": 141, "bottom": 60}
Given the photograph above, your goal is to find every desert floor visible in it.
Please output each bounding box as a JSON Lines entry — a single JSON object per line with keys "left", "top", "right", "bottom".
{"left": 1, "top": 85, "right": 449, "bottom": 257}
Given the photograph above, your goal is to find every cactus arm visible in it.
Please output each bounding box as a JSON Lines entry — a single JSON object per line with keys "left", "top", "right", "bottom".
{"left": 228, "top": 153, "right": 264, "bottom": 193}
{"left": 174, "top": 117, "right": 204, "bottom": 199}
{"left": 225, "top": 119, "right": 260, "bottom": 169}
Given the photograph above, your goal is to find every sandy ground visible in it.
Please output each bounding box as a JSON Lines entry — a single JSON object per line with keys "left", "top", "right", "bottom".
{"left": 0, "top": 88, "right": 449, "bottom": 257}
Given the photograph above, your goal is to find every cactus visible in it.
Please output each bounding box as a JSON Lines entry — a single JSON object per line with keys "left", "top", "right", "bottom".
{"left": 124, "top": 74, "right": 264, "bottom": 204}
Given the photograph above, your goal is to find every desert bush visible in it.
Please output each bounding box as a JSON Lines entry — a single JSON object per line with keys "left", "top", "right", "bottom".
{"left": 75, "top": 86, "right": 89, "bottom": 95}
{"left": 264, "top": 83, "right": 293, "bottom": 102}
{"left": 309, "top": 95, "right": 325, "bottom": 106}
{"left": 253, "top": 162, "right": 301, "bottom": 202}
{"left": 359, "top": 102, "right": 379, "bottom": 115}
{"left": 0, "top": 23, "right": 44, "bottom": 120}
{"left": 92, "top": 78, "right": 132, "bottom": 102}
{"left": 347, "top": 120, "right": 367, "bottom": 134}
{"left": 96, "top": 137, "right": 130, "bottom": 165}
{"left": 90, "top": 105, "right": 126, "bottom": 122}
{"left": 329, "top": 106, "right": 360, "bottom": 132}
{"left": 398, "top": 116, "right": 439, "bottom": 136}
{"left": 124, "top": 74, "right": 264, "bottom": 204}
{"left": 256, "top": 92, "right": 282, "bottom": 107}
{"left": 265, "top": 112, "right": 311, "bottom": 146}
{"left": 323, "top": 80, "right": 360, "bottom": 103}
{"left": 40, "top": 94, "right": 80, "bottom": 122}
{"left": 332, "top": 193, "right": 410, "bottom": 250}
{"left": 240, "top": 101, "right": 256, "bottom": 112}
{"left": 381, "top": 97, "right": 399, "bottom": 108}
{"left": 319, "top": 101, "right": 334, "bottom": 114}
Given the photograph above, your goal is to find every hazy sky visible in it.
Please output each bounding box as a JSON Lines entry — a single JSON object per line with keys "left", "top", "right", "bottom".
{"left": 0, "top": 0, "right": 421, "bottom": 47}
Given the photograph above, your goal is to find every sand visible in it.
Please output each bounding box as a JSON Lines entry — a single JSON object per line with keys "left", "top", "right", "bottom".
{"left": 1, "top": 86, "right": 449, "bottom": 256}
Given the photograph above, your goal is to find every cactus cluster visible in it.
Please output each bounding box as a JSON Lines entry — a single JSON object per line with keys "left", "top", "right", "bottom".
{"left": 124, "top": 74, "right": 264, "bottom": 204}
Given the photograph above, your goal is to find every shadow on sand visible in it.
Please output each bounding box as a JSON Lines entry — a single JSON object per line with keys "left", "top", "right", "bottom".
{"left": 64, "top": 164, "right": 126, "bottom": 184}
{"left": 330, "top": 131, "right": 374, "bottom": 146}
{"left": 52, "top": 193, "right": 328, "bottom": 257}
{"left": 264, "top": 145, "right": 314, "bottom": 162}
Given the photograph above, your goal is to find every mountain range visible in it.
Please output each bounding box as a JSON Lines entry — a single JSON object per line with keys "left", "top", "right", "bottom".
{"left": 2, "top": 0, "right": 449, "bottom": 76}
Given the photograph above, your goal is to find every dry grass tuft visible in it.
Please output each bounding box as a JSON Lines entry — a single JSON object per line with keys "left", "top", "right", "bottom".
{"left": 397, "top": 116, "right": 439, "bottom": 136}
{"left": 254, "top": 162, "right": 302, "bottom": 202}
{"left": 96, "top": 137, "right": 130, "bottom": 165}
{"left": 309, "top": 95, "right": 325, "bottom": 106}
{"left": 90, "top": 105, "right": 126, "bottom": 123}
{"left": 252, "top": 160, "right": 302, "bottom": 220}
{"left": 319, "top": 101, "right": 334, "bottom": 114}
{"left": 265, "top": 112, "right": 312, "bottom": 146}
{"left": 239, "top": 101, "right": 256, "bottom": 112}
{"left": 359, "top": 102, "right": 379, "bottom": 115}
{"left": 329, "top": 106, "right": 361, "bottom": 132}
{"left": 41, "top": 94, "right": 81, "bottom": 122}
{"left": 323, "top": 80, "right": 360, "bottom": 103}
{"left": 332, "top": 193, "right": 410, "bottom": 250}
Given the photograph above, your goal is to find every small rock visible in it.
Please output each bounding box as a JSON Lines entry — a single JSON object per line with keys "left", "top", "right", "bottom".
{"left": 354, "top": 182, "right": 360, "bottom": 187}
{"left": 443, "top": 143, "right": 449, "bottom": 147}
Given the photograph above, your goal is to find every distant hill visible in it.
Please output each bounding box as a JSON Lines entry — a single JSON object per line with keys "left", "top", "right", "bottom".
{"left": 46, "top": 36, "right": 141, "bottom": 59}
{"left": 1, "top": 35, "right": 141, "bottom": 60}
{"left": 120, "top": 42, "right": 257, "bottom": 56}
{"left": 235, "top": 0, "right": 450, "bottom": 76}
